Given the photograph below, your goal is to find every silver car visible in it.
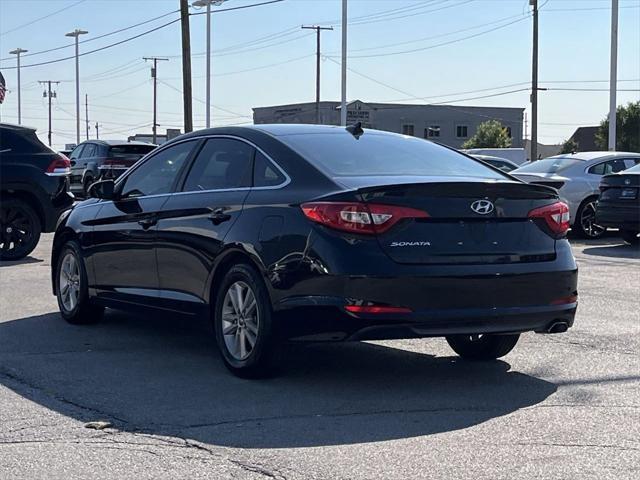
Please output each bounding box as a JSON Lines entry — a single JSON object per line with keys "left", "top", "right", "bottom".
{"left": 512, "top": 152, "right": 640, "bottom": 238}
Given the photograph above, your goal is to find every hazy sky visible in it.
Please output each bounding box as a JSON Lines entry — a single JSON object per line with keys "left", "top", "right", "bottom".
{"left": 0, "top": 0, "right": 638, "bottom": 149}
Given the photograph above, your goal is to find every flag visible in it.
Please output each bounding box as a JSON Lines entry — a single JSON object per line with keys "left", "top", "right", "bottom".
{"left": 0, "top": 71, "right": 6, "bottom": 104}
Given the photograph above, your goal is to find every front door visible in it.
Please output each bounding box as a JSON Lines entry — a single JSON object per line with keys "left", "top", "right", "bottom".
{"left": 156, "top": 137, "right": 254, "bottom": 306}
{"left": 89, "top": 140, "right": 199, "bottom": 305}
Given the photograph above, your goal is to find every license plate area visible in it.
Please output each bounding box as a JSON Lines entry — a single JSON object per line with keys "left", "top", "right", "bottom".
{"left": 621, "top": 188, "right": 637, "bottom": 199}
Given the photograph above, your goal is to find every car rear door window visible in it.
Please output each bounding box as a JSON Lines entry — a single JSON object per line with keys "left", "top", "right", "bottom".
{"left": 69, "top": 144, "right": 85, "bottom": 160}
{"left": 182, "top": 138, "right": 253, "bottom": 192}
{"left": 253, "top": 151, "right": 286, "bottom": 187}
{"left": 588, "top": 159, "right": 627, "bottom": 175}
{"left": 120, "top": 140, "right": 197, "bottom": 198}
{"left": 82, "top": 144, "right": 97, "bottom": 157}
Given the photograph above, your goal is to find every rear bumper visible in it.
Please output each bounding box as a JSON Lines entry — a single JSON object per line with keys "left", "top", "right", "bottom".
{"left": 595, "top": 203, "right": 640, "bottom": 230}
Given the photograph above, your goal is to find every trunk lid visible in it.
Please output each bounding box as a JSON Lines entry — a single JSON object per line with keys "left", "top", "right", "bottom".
{"left": 355, "top": 179, "right": 560, "bottom": 265}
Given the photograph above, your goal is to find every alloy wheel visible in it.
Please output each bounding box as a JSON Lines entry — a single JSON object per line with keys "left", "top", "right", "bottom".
{"left": 59, "top": 253, "right": 81, "bottom": 312}
{"left": 221, "top": 281, "right": 259, "bottom": 361}
{"left": 0, "top": 205, "right": 36, "bottom": 258}
{"left": 580, "top": 200, "right": 606, "bottom": 238}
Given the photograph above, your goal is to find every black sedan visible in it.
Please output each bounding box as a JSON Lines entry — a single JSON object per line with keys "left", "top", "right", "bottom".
{"left": 596, "top": 163, "right": 640, "bottom": 245}
{"left": 51, "top": 125, "right": 578, "bottom": 377}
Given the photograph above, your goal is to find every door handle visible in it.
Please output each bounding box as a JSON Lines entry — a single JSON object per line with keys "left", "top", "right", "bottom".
{"left": 207, "top": 208, "right": 231, "bottom": 225}
{"left": 138, "top": 218, "right": 157, "bottom": 229}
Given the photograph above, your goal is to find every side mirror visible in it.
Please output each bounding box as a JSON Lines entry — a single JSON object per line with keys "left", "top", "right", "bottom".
{"left": 88, "top": 179, "right": 116, "bottom": 200}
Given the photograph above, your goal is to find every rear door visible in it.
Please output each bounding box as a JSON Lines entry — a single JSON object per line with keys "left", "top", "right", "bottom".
{"left": 156, "top": 137, "right": 253, "bottom": 305}
{"left": 356, "top": 180, "right": 560, "bottom": 265}
{"left": 68, "top": 143, "right": 86, "bottom": 190}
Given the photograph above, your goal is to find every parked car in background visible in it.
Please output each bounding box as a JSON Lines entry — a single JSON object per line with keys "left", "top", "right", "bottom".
{"left": 59, "top": 149, "right": 73, "bottom": 158}
{"left": 52, "top": 125, "right": 577, "bottom": 378}
{"left": 0, "top": 123, "right": 74, "bottom": 260}
{"left": 512, "top": 152, "right": 640, "bottom": 238}
{"left": 595, "top": 163, "right": 640, "bottom": 246}
{"left": 463, "top": 148, "right": 526, "bottom": 165}
{"left": 471, "top": 154, "right": 519, "bottom": 173}
{"left": 68, "top": 140, "right": 157, "bottom": 197}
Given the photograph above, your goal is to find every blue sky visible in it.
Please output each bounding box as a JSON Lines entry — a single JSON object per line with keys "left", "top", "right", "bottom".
{"left": 0, "top": 0, "right": 638, "bottom": 148}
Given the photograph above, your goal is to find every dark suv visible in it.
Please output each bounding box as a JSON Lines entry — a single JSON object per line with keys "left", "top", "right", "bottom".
{"left": 68, "top": 140, "right": 156, "bottom": 197}
{"left": 1, "top": 123, "right": 74, "bottom": 260}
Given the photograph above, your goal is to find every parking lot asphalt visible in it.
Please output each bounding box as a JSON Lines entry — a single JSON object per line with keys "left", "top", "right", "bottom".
{"left": 1, "top": 234, "right": 639, "bottom": 480}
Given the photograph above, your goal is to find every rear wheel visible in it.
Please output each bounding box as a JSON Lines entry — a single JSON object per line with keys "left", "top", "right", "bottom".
{"left": 56, "top": 241, "right": 103, "bottom": 324}
{"left": 620, "top": 230, "right": 639, "bottom": 246}
{"left": 214, "top": 263, "right": 280, "bottom": 378}
{"left": 446, "top": 333, "right": 520, "bottom": 360}
{"left": 574, "top": 198, "right": 606, "bottom": 239}
{"left": 0, "top": 199, "right": 41, "bottom": 261}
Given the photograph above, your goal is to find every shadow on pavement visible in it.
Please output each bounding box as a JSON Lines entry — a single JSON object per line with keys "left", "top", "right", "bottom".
{"left": 0, "top": 310, "right": 557, "bottom": 448}
{"left": 0, "top": 256, "right": 44, "bottom": 267}
{"left": 582, "top": 243, "right": 640, "bottom": 259}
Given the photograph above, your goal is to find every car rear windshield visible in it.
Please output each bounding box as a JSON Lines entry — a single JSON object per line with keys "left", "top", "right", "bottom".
{"left": 514, "top": 157, "right": 581, "bottom": 174}
{"left": 280, "top": 132, "right": 506, "bottom": 179}
{"left": 625, "top": 163, "right": 640, "bottom": 173}
{"left": 0, "top": 127, "right": 49, "bottom": 153}
{"left": 108, "top": 144, "right": 156, "bottom": 160}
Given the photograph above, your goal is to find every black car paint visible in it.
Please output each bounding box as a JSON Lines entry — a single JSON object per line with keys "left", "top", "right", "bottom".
{"left": 1, "top": 123, "right": 74, "bottom": 232}
{"left": 595, "top": 169, "right": 640, "bottom": 231}
{"left": 53, "top": 125, "right": 578, "bottom": 341}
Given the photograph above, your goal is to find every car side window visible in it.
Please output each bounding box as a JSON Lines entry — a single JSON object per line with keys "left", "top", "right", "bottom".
{"left": 120, "top": 141, "right": 196, "bottom": 198}
{"left": 589, "top": 159, "right": 627, "bottom": 175}
{"left": 70, "top": 144, "right": 85, "bottom": 160}
{"left": 182, "top": 138, "right": 253, "bottom": 192}
{"left": 623, "top": 158, "right": 640, "bottom": 169}
{"left": 82, "top": 144, "right": 96, "bottom": 158}
{"left": 253, "top": 150, "right": 286, "bottom": 187}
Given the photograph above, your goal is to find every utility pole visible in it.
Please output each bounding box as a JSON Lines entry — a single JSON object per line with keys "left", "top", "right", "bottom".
{"left": 608, "top": 0, "right": 619, "bottom": 151}
{"left": 9, "top": 48, "right": 28, "bottom": 124}
{"left": 340, "top": 0, "right": 348, "bottom": 126}
{"left": 65, "top": 29, "right": 89, "bottom": 144}
{"left": 530, "top": 0, "right": 538, "bottom": 162}
{"left": 38, "top": 80, "right": 60, "bottom": 146}
{"left": 193, "top": 0, "right": 227, "bottom": 129}
{"left": 95, "top": 122, "right": 99, "bottom": 139}
{"left": 302, "top": 25, "right": 333, "bottom": 125}
{"left": 143, "top": 57, "right": 169, "bottom": 144}
{"left": 85, "top": 94, "right": 89, "bottom": 140}
{"left": 180, "top": 0, "right": 193, "bottom": 133}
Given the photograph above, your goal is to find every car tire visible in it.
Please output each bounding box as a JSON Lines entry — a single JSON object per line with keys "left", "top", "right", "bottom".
{"left": 446, "top": 333, "right": 520, "bottom": 360}
{"left": 82, "top": 176, "right": 94, "bottom": 199}
{"left": 574, "top": 198, "right": 606, "bottom": 239}
{"left": 0, "top": 198, "right": 42, "bottom": 261}
{"left": 55, "top": 241, "right": 104, "bottom": 325}
{"left": 213, "top": 263, "right": 280, "bottom": 378}
{"left": 620, "top": 230, "right": 640, "bottom": 246}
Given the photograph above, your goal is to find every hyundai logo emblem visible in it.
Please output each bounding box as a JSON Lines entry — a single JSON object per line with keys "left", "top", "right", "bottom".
{"left": 624, "top": 179, "right": 631, "bottom": 185}
{"left": 471, "top": 199, "right": 494, "bottom": 215}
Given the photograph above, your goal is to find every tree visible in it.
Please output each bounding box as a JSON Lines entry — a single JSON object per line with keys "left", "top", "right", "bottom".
{"left": 595, "top": 101, "right": 640, "bottom": 152}
{"left": 560, "top": 138, "right": 578, "bottom": 154}
{"left": 462, "top": 120, "right": 512, "bottom": 149}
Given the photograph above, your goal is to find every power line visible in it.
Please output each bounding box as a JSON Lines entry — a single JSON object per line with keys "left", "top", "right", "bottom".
{"left": 157, "top": 80, "right": 251, "bottom": 119}
{"left": 190, "top": 0, "right": 285, "bottom": 16}
{"left": 0, "top": 0, "right": 88, "bottom": 36}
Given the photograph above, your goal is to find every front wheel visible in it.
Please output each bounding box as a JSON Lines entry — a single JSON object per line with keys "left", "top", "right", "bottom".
{"left": 56, "top": 241, "right": 103, "bottom": 324}
{"left": 620, "top": 230, "right": 639, "bottom": 246}
{"left": 214, "top": 263, "right": 280, "bottom": 378}
{"left": 446, "top": 333, "right": 520, "bottom": 360}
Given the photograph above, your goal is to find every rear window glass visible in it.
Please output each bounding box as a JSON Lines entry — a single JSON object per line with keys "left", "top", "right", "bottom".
{"left": 0, "top": 128, "right": 47, "bottom": 153}
{"left": 514, "top": 157, "right": 581, "bottom": 174}
{"left": 626, "top": 163, "right": 640, "bottom": 173}
{"left": 280, "top": 132, "right": 505, "bottom": 179}
{"left": 108, "top": 144, "right": 156, "bottom": 160}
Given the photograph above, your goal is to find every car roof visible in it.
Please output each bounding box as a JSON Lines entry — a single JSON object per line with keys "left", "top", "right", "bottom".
{"left": 0, "top": 122, "right": 36, "bottom": 133}
{"left": 472, "top": 154, "right": 517, "bottom": 164}
{"left": 546, "top": 151, "right": 640, "bottom": 161}
{"left": 79, "top": 139, "right": 156, "bottom": 147}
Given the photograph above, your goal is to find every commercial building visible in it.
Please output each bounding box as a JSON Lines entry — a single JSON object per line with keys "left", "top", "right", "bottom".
{"left": 253, "top": 100, "right": 524, "bottom": 149}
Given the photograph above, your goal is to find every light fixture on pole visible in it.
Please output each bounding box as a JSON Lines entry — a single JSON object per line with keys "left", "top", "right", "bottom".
{"left": 65, "top": 29, "right": 88, "bottom": 144}
{"left": 9, "top": 48, "right": 28, "bottom": 124}
{"left": 193, "top": 0, "right": 227, "bottom": 129}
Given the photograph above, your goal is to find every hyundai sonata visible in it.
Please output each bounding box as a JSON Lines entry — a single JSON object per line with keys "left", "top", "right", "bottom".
{"left": 52, "top": 125, "right": 578, "bottom": 377}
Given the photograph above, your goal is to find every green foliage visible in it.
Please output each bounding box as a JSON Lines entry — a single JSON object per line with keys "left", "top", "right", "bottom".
{"left": 595, "top": 101, "right": 640, "bottom": 152}
{"left": 462, "top": 120, "right": 512, "bottom": 149}
{"left": 560, "top": 138, "right": 578, "bottom": 154}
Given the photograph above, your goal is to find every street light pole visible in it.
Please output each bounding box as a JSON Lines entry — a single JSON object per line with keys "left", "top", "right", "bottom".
{"left": 65, "top": 29, "right": 88, "bottom": 145}
{"left": 193, "top": 0, "right": 227, "bottom": 129}
{"left": 9, "top": 48, "right": 28, "bottom": 124}
{"left": 340, "top": 0, "right": 347, "bottom": 126}
{"left": 608, "top": 0, "right": 619, "bottom": 151}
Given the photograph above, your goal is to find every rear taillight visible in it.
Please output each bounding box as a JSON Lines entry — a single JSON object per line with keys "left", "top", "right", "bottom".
{"left": 46, "top": 154, "right": 71, "bottom": 176}
{"left": 528, "top": 201, "right": 570, "bottom": 237}
{"left": 301, "top": 202, "right": 429, "bottom": 234}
